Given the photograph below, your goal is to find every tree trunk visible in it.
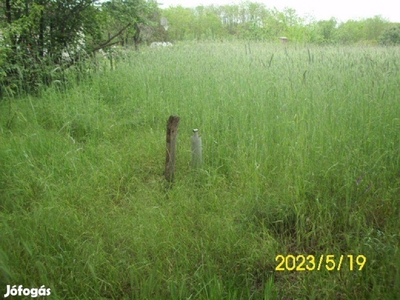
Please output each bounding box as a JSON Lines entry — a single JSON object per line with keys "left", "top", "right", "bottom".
{"left": 133, "top": 22, "right": 140, "bottom": 51}
{"left": 5, "top": 0, "right": 12, "bottom": 24}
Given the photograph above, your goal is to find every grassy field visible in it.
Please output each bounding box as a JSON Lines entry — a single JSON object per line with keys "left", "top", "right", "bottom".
{"left": 0, "top": 42, "right": 399, "bottom": 299}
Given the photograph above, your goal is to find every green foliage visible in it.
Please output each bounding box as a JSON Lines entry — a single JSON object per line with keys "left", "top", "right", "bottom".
{"left": 163, "top": 6, "right": 196, "bottom": 40}
{"left": 160, "top": 3, "right": 394, "bottom": 46}
{"left": 379, "top": 24, "right": 400, "bottom": 45}
{"left": 363, "top": 16, "right": 388, "bottom": 43}
{"left": 334, "top": 20, "right": 365, "bottom": 44}
{"left": 0, "top": 0, "right": 159, "bottom": 98}
{"left": 101, "top": 0, "right": 158, "bottom": 45}
{"left": 191, "top": 6, "right": 224, "bottom": 40}
{"left": 0, "top": 0, "right": 101, "bottom": 97}
{"left": 163, "top": 3, "right": 310, "bottom": 42}
{"left": 316, "top": 18, "right": 337, "bottom": 43}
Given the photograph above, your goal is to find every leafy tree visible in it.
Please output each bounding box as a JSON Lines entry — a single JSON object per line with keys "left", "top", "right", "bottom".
{"left": 333, "top": 20, "right": 364, "bottom": 44}
{"left": 0, "top": 0, "right": 158, "bottom": 97}
{"left": 220, "top": 4, "right": 241, "bottom": 36}
{"left": 363, "top": 16, "right": 388, "bottom": 43}
{"left": 317, "top": 18, "right": 337, "bottom": 43}
{"left": 190, "top": 5, "right": 223, "bottom": 40}
{"left": 0, "top": 0, "right": 103, "bottom": 97}
{"left": 163, "top": 6, "right": 195, "bottom": 40}
{"left": 379, "top": 24, "right": 400, "bottom": 45}
{"left": 100, "top": 0, "right": 158, "bottom": 50}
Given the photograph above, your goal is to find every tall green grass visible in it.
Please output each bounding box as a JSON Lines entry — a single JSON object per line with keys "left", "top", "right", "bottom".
{"left": 1, "top": 42, "right": 399, "bottom": 299}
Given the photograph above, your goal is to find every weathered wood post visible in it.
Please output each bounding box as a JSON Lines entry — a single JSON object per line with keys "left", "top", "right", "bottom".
{"left": 165, "top": 115, "right": 180, "bottom": 182}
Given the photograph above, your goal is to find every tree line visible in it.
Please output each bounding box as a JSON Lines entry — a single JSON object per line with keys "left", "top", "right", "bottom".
{"left": 162, "top": 3, "right": 400, "bottom": 45}
{"left": 1, "top": 1, "right": 399, "bottom": 98}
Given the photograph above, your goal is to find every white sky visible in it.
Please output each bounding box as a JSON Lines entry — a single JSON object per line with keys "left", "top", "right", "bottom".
{"left": 157, "top": 0, "right": 400, "bottom": 23}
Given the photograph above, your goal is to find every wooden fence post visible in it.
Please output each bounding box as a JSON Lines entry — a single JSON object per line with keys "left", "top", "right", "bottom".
{"left": 165, "top": 115, "right": 180, "bottom": 182}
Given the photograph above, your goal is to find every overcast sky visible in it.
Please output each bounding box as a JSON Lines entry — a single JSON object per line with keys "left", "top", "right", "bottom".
{"left": 157, "top": 0, "right": 400, "bottom": 23}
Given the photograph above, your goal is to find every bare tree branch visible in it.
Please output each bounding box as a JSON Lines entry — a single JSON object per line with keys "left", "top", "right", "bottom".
{"left": 91, "top": 22, "right": 132, "bottom": 52}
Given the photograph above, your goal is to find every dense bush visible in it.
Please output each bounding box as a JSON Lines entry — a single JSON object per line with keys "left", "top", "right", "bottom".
{"left": 379, "top": 25, "right": 400, "bottom": 45}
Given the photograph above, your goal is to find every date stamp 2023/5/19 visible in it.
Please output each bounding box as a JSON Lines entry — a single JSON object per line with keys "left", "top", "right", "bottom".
{"left": 275, "top": 254, "right": 367, "bottom": 271}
